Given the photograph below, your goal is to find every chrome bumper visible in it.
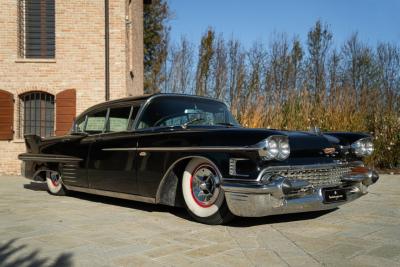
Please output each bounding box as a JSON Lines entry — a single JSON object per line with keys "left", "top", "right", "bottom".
{"left": 221, "top": 170, "right": 379, "bottom": 217}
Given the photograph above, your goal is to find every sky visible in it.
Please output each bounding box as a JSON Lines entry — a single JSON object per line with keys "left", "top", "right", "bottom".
{"left": 168, "top": 0, "right": 400, "bottom": 49}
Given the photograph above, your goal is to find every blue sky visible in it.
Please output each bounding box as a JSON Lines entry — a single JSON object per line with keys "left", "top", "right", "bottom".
{"left": 168, "top": 0, "right": 400, "bottom": 49}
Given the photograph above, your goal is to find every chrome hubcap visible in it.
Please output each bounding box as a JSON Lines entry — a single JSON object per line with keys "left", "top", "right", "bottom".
{"left": 191, "top": 164, "right": 220, "bottom": 207}
{"left": 49, "top": 172, "right": 60, "bottom": 187}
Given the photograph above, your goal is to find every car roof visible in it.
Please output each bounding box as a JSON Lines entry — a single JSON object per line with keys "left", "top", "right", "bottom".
{"left": 79, "top": 93, "right": 226, "bottom": 116}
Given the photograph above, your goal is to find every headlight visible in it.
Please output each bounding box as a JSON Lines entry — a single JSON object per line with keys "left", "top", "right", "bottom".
{"left": 256, "top": 135, "right": 290, "bottom": 161}
{"left": 277, "top": 138, "right": 291, "bottom": 160}
{"left": 351, "top": 137, "right": 374, "bottom": 157}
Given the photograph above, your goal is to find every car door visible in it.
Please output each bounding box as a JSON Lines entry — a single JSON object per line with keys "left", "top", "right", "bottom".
{"left": 73, "top": 108, "right": 108, "bottom": 188}
{"left": 88, "top": 104, "right": 141, "bottom": 194}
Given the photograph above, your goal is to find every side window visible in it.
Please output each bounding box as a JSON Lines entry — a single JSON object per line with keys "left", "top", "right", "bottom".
{"left": 85, "top": 109, "right": 108, "bottom": 134}
{"left": 107, "top": 106, "right": 140, "bottom": 133}
{"left": 107, "top": 106, "right": 131, "bottom": 132}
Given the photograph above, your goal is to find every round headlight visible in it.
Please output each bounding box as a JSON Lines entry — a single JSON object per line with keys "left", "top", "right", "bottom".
{"left": 256, "top": 135, "right": 290, "bottom": 161}
{"left": 364, "top": 139, "right": 374, "bottom": 155}
{"left": 352, "top": 137, "right": 374, "bottom": 157}
{"left": 267, "top": 139, "right": 279, "bottom": 159}
{"left": 277, "top": 138, "right": 290, "bottom": 160}
{"left": 352, "top": 140, "right": 363, "bottom": 156}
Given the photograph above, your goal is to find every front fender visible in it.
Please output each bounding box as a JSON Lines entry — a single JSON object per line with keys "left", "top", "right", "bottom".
{"left": 156, "top": 155, "right": 223, "bottom": 207}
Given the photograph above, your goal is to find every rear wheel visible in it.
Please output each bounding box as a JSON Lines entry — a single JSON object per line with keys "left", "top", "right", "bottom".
{"left": 181, "top": 158, "right": 234, "bottom": 225}
{"left": 46, "top": 171, "right": 67, "bottom": 196}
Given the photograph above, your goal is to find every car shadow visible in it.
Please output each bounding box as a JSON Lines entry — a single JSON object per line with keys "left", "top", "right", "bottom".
{"left": 69, "top": 190, "right": 191, "bottom": 219}
{"left": 23, "top": 182, "right": 191, "bottom": 220}
{"left": 23, "top": 181, "right": 336, "bottom": 225}
{"left": 226, "top": 209, "right": 337, "bottom": 227}
{"left": 0, "top": 239, "right": 73, "bottom": 267}
{"left": 23, "top": 182, "right": 48, "bottom": 191}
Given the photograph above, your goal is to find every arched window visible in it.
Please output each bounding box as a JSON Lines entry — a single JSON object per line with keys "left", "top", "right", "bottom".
{"left": 19, "top": 92, "right": 54, "bottom": 137}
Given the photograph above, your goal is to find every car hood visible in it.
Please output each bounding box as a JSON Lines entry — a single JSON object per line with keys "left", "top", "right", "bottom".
{"left": 185, "top": 126, "right": 335, "bottom": 157}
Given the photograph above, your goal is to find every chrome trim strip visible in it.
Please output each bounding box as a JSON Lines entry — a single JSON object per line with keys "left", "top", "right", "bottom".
{"left": 254, "top": 162, "right": 364, "bottom": 182}
{"left": 103, "top": 146, "right": 258, "bottom": 152}
{"left": 62, "top": 180, "right": 78, "bottom": 183}
{"left": 64, "top": 185, "right": 156, "bottom": 204}
{"left": 102, "top": 148, "right": 137, "bottom": 151}
{"left": 229, "top": 158, "right": 250, "bottom": 177}
{"left": 222, "top": 177, "right": 258, "bottom": 182}
{"left": 18, "top": 154, "right": 83, "bottom": 163}
{"left": 141, "top": 147, "right": 258, "bottom": 152}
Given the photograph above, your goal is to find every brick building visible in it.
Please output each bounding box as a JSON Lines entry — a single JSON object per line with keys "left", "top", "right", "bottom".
{"left": 0, "top": 0, "right": 145, "bottom": 174}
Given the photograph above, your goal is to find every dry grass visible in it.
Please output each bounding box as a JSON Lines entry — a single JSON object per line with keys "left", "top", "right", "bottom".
{"left": 238, "top": 86, "right": 400, "bottom": 168}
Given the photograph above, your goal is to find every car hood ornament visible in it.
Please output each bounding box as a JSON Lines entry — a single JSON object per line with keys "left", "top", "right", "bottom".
{"left": 323, "top": 147, "right": 336, "bottom": 155}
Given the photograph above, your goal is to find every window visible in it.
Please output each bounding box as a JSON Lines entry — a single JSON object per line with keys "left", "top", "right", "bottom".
{"left": 19, "top": 92, "right": 55, "bottom": 137}
{"left": 18, "top": 0, "right": 56, "bottom": 59}
{"left": 74, "top": 105, "right": 141, "bottom": 135}
{"left": 73, "top": 115, "right": 87, "bottom": 133}
{"left": 85, "top": 110, "right": 108, "bottom": 135}
{"left": 106, "top": 106, "right": 139, "bottom": 133}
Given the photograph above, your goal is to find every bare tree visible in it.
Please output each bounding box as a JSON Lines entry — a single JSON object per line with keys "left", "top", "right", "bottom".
{"left": 212, "top": 35, "right": 228, "bottom": 100}
{"left": 307, "top": 20, "right": 332, "bottom": 96}
{"left": 166, "top": 36, "right": 194, "bottom": 94}
{"left": 266, "top": 34, "right": 291, "bottom": 103}
{"left": 196, "top": 29, "right": 215, "bottom": 96}
{"left": 161, "top": 21, "right": 400, "bottom": 168}
{"left": 226, "top": 38, "right": 246, "bottom": 119}
{"left": 290, "top": 37, "right": 304, "bottom": 91}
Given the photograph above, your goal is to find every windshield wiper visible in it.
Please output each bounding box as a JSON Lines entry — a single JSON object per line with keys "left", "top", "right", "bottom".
{"left": 215, "top": 122, "right": 237, "bottom": 127}
{"left": 181, "top": 118, "right": 205, "bottom": 129}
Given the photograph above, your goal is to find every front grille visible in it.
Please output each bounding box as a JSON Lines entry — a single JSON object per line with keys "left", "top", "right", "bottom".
{"left": 264, "top": 164, "right": 353, "bottom": 187}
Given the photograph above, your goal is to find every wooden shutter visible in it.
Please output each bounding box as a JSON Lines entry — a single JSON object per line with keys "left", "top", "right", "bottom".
{"left": 56, "top": 89, "right": 76, "bottom": 136}
{"left": 0, "top": 90, "right": 14, "bottom": 140}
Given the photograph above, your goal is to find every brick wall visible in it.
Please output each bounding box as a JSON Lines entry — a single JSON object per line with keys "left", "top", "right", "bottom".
{"left": 0, "top": 0, "right": 144, "bottom": 175}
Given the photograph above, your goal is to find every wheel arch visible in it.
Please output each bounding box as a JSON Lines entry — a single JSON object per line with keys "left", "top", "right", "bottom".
{"left": 31, "top": 162, "right": 61, "bottom": 182}
{"left": 155, "top": 155, "right": 222, "bottom": 207}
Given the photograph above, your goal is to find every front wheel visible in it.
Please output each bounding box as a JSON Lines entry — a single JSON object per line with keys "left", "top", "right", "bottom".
{"left": 46, "top": 171, "right": 68, "bottom": 196}
{"left": 181, "top": 158, "right": 234, "bottom": 225}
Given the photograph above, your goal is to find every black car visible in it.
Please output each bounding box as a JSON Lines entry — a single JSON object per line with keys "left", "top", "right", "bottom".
{"left": 19, "top": 93, "right": 379, "bottom": 224}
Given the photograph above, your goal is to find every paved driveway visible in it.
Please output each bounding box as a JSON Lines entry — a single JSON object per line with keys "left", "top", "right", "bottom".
{"left": 0, "top": 175, "right": 399, "bottom": 267}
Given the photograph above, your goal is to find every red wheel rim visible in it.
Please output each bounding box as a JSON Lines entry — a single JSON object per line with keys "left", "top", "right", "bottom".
{"left": 190, "top": 163, "right": 220, "bottom": 208}
{"left": 49, "top": 173, "right": 60, "bottom": 187}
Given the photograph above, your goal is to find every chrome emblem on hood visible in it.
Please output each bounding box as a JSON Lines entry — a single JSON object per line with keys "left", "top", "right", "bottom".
{"left": 323, "top": 147, "right": 336, "bottom": 155}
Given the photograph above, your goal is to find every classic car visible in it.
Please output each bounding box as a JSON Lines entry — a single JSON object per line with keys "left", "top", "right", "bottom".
{"left": 19, "top": 93, "right": 379, "bottom": 224}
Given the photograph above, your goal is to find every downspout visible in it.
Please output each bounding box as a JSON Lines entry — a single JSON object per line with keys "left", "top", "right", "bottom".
{"left": 104, "top": 0, "right": 110, "bottom": 101}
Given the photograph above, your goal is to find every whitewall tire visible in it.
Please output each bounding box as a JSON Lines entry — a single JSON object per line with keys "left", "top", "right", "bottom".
{"left": 182, "top": 158, "right": 234, "bottom": 224}
{"left": 46, "top": 171, "right": 67, "bottom": 196}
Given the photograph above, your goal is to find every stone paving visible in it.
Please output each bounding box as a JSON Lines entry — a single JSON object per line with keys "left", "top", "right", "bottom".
{"left": 0, "top": 175, "right": 399, "bottom": 267}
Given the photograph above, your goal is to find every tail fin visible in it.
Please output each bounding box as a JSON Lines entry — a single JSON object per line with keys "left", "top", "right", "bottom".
{"left": 24, "top": 134, "right": 42, "bottom": 153}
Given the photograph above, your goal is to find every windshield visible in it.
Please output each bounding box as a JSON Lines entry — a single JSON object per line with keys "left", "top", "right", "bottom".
{"left": 137, "top": 96, "right": 240, "bottom": 129}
